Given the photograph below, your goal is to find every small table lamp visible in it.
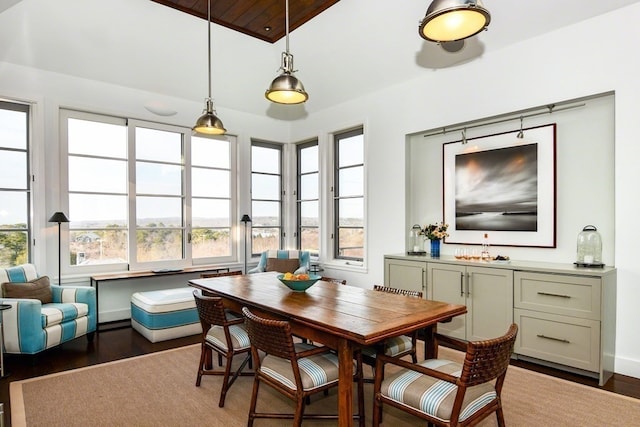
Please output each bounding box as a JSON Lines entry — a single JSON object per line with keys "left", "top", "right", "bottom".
{"left": 241, "top": 215, "right": 252, "bottom": 274}
{"left": 48, "top": 212, "right": 69, "bottom": 286}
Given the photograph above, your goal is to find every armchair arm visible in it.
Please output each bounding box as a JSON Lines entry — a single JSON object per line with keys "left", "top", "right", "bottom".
{"left": 247, "top": 252, "right": 268, "bottom": 274}
{"left": 376, "top": 352, "right": 459, "bottom": 384}
{"left": 51, "top": 285, "right": 97, "bottom": 332}
{"left": 434, "top": 333, "right": 469, "bottom": 353}
{"left": 0, "top": 298, "right": 46, "bottom": 354}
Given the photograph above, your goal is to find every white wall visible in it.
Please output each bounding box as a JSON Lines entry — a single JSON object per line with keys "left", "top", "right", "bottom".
{"left": 408, "top": 93, "right": 614, "bottom": 264}
{"left": 290, "top": 5, "right": 640, "bottom": 379}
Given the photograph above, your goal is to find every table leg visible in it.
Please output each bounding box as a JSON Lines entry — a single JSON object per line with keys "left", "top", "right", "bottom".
{"left": 424, "top": 325, "right": 438, "bottom": 359}
{"left": 337, "top": 338, "right": 353, "bottom": 427}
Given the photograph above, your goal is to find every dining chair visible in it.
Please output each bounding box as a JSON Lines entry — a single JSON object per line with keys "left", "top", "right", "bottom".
{"left": 360, "top": 285, "right": 423, "bottom": 380}
{"left": 372, "top": 323, "right": 518, "bottom": 427}
{"left": 320, "top": 276, "right": 347, "bottom": 285}
{"left": 241, "top": 306, "right": 365, "bottom": 427}
{"left": 193, "top": 289, "right": 253, "bottom": 408}
{"left": 198, "top": 269, "right": 244, "bottom": 364}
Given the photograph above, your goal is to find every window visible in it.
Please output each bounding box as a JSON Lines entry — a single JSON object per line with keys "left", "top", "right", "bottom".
{"left": 251, "top": 141, "right": 282, "bottom": 255}
{"left": 0, "top": 101, "right": 30, "bottom": 267}
{"left": 62, "top": 110, "right": 236, "bottom": 270}
{"left": 296, "top": 140, "right": 319, "bottom": 256}
{"left": 334, "top": 127, "right": 364, "bottom": 261}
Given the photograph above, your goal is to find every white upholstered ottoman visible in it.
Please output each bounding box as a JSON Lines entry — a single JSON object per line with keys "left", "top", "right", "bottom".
{"left": 130, "top": 288, "right": 202, "bottom": 343}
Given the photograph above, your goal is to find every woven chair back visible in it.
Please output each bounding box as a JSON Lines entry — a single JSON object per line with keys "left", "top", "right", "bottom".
{"left": 242, "top": 307, "right": 297, "bottom": 361}
{"left": 373, "top": 285, "right": 423, "bottom": 299}
{"left": 193, "top": 290, "right": 228, "bottom": 327}
{"left": 460, "top": 323, "right": 518, "bottom": 387}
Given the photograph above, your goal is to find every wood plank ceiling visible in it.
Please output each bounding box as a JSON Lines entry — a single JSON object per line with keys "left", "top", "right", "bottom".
{"left": 150, "top": 0, "right": 340, "bottom": 43}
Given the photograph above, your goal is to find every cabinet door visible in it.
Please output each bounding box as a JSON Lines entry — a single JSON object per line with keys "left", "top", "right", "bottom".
{"left": 428, "top": 263, "right": 466, "bottom": 339}
{"left": 467, "top": 266, "right": 514, "bottom": 341}
{"left": 384, "top": 258, "right": 426, "bottom": 294}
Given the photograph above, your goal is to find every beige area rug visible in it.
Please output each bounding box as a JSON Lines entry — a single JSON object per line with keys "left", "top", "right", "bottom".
{"left": 10, "top": 343, "right": 640, "bottom": 426}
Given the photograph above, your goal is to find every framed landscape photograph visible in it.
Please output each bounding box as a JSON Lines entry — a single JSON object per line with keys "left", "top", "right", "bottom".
{"left": 443, "top": 123, "right": 557, "bottom": 247}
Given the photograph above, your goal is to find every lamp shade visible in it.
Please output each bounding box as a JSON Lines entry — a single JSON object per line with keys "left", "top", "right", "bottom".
{"left": 48, "top": 212, "right": 69, "bottom": 223}
{"left": 266, "top": 73, "right": 309, "bottom": 105}
{"left": 419, "top": 0, "right": 491, "bottom": 42}
{"left": 241, "top": 214, "right": 252, "bottom": 223}
{"left": 193, "top": 107, "right": 226, "bottom": 135}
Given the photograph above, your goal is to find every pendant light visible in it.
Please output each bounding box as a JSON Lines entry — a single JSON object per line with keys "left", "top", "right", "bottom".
{"left": 419, "top": 0, "right": 491, "bottom": 43}
{"left": 265, "top": 0, "right": 309, "bottom": 104}
{"left": 193, "top": 0, "right": 226, "bottom": 135}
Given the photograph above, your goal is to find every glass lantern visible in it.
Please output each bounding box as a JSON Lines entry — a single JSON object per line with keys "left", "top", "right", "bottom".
{"left": 408, "top": 224, "right": 426, "bottom": 255}
{"left": 576, "top": 225, "right": 604, "bottom": 267}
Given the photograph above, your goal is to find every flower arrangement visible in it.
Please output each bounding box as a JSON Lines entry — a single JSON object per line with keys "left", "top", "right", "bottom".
{"left": 422, "top": 221, "right": 449, "bottom": 241}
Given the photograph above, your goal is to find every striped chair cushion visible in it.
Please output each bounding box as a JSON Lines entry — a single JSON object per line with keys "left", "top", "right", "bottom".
{"left": 41, "top": 303, "right": 89, "bottom": 328}
{"left": 261, "top": 343, "right": 347, "bottom": 392}
{"left": 206, "top": 324, "right": 251, "bottom": 351}
{"left": 380, "top": 359, "right": 497, "bottom": 423}
{"left": 361, "top": 335, "right": 413, "bottom": 358}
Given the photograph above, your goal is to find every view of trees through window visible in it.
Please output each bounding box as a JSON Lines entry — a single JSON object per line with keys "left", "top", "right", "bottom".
{"left": 64, "top": 111, "right": 234, "bottom": 268}
{"left": 0, "top": 102, "right": 30, "bottom": 267}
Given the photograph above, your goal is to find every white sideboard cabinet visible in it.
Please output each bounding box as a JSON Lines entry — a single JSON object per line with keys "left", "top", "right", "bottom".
{"left": 428, "top": 263, "right": 513, "bottom": 342}
{"left": 383, "top": 254, "right": 616, "bottom": 385}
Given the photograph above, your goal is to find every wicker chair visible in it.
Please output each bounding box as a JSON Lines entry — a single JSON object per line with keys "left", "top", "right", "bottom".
{"left": 320, "top": 276, "right": 347, "bottom": 285}
{"left": 373, "top": 323, "right": 518, "bottom": 427}
{"left": 360, "top": 285, "right": 424, "bottom": 380}
{"left": 193, "top": 289, "right": 253, "bottom": 408}
{"left": 242, "top": 307, "right": 365, "bottom": 427}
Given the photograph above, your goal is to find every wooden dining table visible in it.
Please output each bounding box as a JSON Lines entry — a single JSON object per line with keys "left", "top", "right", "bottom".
{"left": 188, "top": 272, "right": 467, "bottom": 427}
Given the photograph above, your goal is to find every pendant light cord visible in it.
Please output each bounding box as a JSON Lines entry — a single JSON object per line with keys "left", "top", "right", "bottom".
{"left": 285, "top": 0, "right": 290, "bottom": 54}
{"left": 207, "top": 0, "right": 212, "bottom": 100}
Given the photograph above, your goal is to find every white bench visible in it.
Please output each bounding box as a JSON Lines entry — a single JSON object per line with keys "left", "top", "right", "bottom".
{"left": 130, "top": 288, "right": 202, "bottom": 343}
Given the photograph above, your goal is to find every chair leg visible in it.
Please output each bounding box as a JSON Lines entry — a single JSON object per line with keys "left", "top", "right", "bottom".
{"left": 247, "top": 377, "right": 261, "bottom": 427}
{"left": 372, "top": 396, "right": 382, "bottom": 427}
{"left": 218, "top": 352, "right": 235, "bottom": 407}
{"left": 196, "top": 343, "right": 207, "bottom": 386}
{"left": 293, "top": 392, "right": 306, "bottom": 427}
{"left": 496, "top": 406, "right": 506, "bottom": 427}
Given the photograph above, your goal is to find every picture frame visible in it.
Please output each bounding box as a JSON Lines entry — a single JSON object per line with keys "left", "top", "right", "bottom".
{"left": 442, "top": 123, "right": 557, "bottom": 247}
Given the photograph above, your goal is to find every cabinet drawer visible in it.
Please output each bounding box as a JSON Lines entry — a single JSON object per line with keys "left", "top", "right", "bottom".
{"left": 514, "top": 309, "right": 600, "bottom": 372}
{"left": 514, "top": 272, "right": 601, "bottom": 320}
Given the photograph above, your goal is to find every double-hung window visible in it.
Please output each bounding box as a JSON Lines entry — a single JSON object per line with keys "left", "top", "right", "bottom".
{"left": 0, "top": 101, "right": 30, "bottom": 267}
{"left": 250, "top": 141, "right": 282, "bottom": 255}
{"left": 296, "top": 140, "right": 319, "bottom": 256}
{"left": 62, "top": 109, "right": 236, "bottom": 271}
{"left": 333, "top": 127, "right": 365, "bottom": 262}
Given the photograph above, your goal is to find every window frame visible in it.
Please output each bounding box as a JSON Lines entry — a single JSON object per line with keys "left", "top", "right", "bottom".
{"left": 250, "top": 140, "right": 283, "bottom": 255}
{"left": 0, "top": 101, "right": 31, "bottom": 267}
{"left": 60, "top": 109, "right": 238, "bottom": 274}
{"left": 333, "top": 126, "right": 365, "bottom": 263}
{"left": 295, "top": 139, "right": 319, "bottom": 257}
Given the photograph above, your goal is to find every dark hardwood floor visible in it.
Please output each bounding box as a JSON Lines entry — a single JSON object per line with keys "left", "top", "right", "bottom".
{"left": 1, "top": 324, "right": 638, "bottom": 426}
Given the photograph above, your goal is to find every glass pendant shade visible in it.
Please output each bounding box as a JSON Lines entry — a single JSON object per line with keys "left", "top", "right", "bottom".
{"left": 419, "top": 0, "right": 491, "bottom": 42}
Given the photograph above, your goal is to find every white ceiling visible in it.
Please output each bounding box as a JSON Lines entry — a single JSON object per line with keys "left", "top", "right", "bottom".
{"left": 0, "top": 0, "right": 638, "bottom": 118}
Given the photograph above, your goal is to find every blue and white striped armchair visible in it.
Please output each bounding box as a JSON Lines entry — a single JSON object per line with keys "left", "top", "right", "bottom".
{"left": 0, "top": 264, "right": 96, "bottom": 355}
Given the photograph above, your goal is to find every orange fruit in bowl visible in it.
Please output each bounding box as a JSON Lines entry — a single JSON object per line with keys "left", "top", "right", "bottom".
{"left": 296, "top": 273, "right": 310, "bottom": 280}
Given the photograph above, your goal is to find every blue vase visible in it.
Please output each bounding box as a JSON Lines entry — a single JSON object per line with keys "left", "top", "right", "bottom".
{"left": 430, "top": 239, "right": 441, "bottom": 258}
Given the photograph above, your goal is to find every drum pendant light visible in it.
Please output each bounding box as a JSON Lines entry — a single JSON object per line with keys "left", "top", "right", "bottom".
{"left": 193, "top": 0, "right": 226, "bottom": 135}
{"left": 419, "top": 0, "right": 491, "bottom": 43}
{"left": 265, "top": 0, "right": 309, "bottom": 104}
